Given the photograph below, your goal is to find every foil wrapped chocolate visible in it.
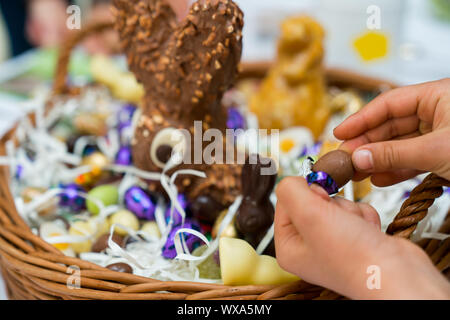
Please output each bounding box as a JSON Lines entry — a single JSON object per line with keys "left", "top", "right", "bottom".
{"left": 165, "top": 194, "right": 189, "bottom": 226}
{"left": 162, "top": 219, "right": 202, "bottom": 259}
{"left": 58, "top": 183, "right": 86, "bottom": 212}
{"left": 308, "top": 150, "right": 355, "bottom": 195}
{"left": 115, "top": 146, "right": 133, "bottom": 166}
{"left": 124, "top": 186, "right": 156, "bottom": 220}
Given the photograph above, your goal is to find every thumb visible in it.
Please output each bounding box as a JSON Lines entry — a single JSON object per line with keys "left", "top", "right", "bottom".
{"left": 351, "top": 133, "right": 441, "bottom": 174}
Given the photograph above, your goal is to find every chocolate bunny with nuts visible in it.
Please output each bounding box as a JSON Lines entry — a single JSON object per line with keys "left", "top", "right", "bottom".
{"left": 112, "top": 0, "right": 244, "bottom": 221}
{"left": 235, "top": 154, "right": 277, "bottom": 256}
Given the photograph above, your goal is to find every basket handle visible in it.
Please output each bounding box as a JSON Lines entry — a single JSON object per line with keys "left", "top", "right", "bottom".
{"left": 387, "top": 173, "right": 450, "bottom": 238}
{"left": 52, "top": 21, "right": 115, "bottom": 96}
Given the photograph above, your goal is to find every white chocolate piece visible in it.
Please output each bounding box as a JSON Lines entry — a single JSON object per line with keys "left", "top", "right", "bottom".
{"left": 109, "top": 209, "right": 139, "bottom": 236}
{"left": 219, "top": 238, "right": 299, "bottom": 286}
{"left": 150, "top": 127, "right": 187, "bottom": 169}
{"left": 140, "top": 221, "right": 161, "bottom": 238}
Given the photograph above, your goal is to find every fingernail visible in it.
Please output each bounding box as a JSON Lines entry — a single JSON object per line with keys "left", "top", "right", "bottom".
{"left": 353, "top": 149, "right": 374, "bottom": 170}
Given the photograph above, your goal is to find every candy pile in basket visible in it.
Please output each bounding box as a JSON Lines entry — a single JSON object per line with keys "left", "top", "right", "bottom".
{"left": 1, "top": 5, "right": 449, "bottom": 289}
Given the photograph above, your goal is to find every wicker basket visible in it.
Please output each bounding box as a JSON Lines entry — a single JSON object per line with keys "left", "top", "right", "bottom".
{"left": 0, "top": 22, "right": 448, "bottom": 300}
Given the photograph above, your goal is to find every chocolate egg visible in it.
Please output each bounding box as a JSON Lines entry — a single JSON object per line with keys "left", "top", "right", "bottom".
{"left": 312, "top": 150, "right": 354, "bottom": 188}
{"left": 91, "top": 233, "right": 125, "bottom": 253}
{"left": 106, "top": 262, "right": 133, "bottom": 273}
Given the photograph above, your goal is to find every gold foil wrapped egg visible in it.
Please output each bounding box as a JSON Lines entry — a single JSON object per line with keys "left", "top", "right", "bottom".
{"left": 212, "top": 210, "right": 237, "bottom": 239}
{"left": 76, "top": 152, "right": 110, "bottom": 186}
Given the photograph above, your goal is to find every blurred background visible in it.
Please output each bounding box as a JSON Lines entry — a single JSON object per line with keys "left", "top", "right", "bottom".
{"left": 0, "top": 0, "right": 449, "bottom": 299}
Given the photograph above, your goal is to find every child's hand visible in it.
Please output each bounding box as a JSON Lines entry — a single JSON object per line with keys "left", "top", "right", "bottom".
{"left": 335, "top": 78, "right": 450, "bottom": 186}
{"left": 274, "top": 177, "right": 450, "bottom": 299}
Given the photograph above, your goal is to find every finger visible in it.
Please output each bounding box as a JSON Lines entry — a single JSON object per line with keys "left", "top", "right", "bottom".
{"left": 310, "top": 183, "right": 331, "bottom": 201}
{"left": 370, "top": 169, "right": 424, "bottom": 187}
{"left": 340, "top": 115, "right": 419, "bottom": 152}
{"left": 274, "top": 202, "right": 306, "bottom": 257}
{"left": 357, "top": 203, "right": 381, "bottom": 229}
{"left": 275, "top": 177, "right": 332, "bottom": 230}
{"left": 352, "top": 172, "right": 370, "bottom": 182}
{"left": 393, "top": 131, "right": 421, "bottom": 140}
{"left": 351, "top": 132, "right": 440, "bottom": 174}
{"left": 332, "top": 196, "right": 364, "bottom": 218}
{"left": 334, "top": 79, "right": 448, "bottom": 140}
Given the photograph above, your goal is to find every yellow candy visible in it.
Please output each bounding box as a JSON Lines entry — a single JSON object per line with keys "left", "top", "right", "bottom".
{"left": 109, "top": 210, "right": 139, "bottom": 236}
{"left": 219, "top": 238, "right": 299, "bottom": 286}
{"left": 67, "top": 218, "right": 109, "bottom": 254}
{"left": 69, "top": 221, "right": 95, "bottom": 254}
{"left": 140, "top": 221, "right": 161, "bottom": 238}
{"left": 211, "top": 210, "right": 237, "bottom": 239}
{"left": 89, "top": 217, "right": 111, "bottom": 237}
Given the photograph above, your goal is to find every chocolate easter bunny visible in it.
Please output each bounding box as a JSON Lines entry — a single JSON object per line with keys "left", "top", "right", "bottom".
{"left": 112, "top": 0, "right": 244, "bottom": 215}
{"left": 235, "top": 154, "right": 277, "bottom": 256}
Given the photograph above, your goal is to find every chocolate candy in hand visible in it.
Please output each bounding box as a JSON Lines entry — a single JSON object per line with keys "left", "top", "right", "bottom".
{"left": 308, "top": 150, "right": 355, "bottom": 194}
{"left": 235, "top": 154, "right": 277, "bottom": 250}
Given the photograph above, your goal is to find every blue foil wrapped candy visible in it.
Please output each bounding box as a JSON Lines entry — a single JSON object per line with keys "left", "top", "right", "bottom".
{"left": 115, "top": 146, "right": 132, "bottom": 166}
{"left": 162, "top": 219, "right": 202, "bottom": 259}
{"left": 59, "top": 183, "right": 86, "bottom": 212}
{"left": 307, "top": 171, "right": 339, "bottom": 195}
{"left": 227, "top": 107, "right": 245, "bottom": 130}
{"left": 124, "top": 186, "right": 156, "bottom": 220}
{"left": 117, "top": 105, "right": 136, "bottom": 130}
{"left": 165, "top": 194, "right": 189, "bottom": 226}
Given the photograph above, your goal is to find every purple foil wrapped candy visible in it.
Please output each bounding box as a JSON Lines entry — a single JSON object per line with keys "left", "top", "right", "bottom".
{"left": 117, "top": 105, "right": 136, "bottom": 133}
{"left": 307, "top": 171, "right": 339, "bottom": 195}
{"left": 59, "top": 183, "right": 86, "bottom": 212}
{"left": 165, "top": 194, "right": 189, "bottom": 226}
{"left": 124, "top": 186, "right": 156, "bottom": 220}
{"left": 162, "top": 219, "right": 202, "bottom": 259}
{"left": 15, "top": 165, "right": 24, "bottom": 180}
{"left": 117, "top": 105, "right": 136, "bottom": 128}
{"left": 115, "top": 146, "right": 132, "bottom": 166}
{"left": 300, "top": 142, "right": 322, "bottom": 158}
{"left": 227, "top": 107, "right": 245, "bottom": 130}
